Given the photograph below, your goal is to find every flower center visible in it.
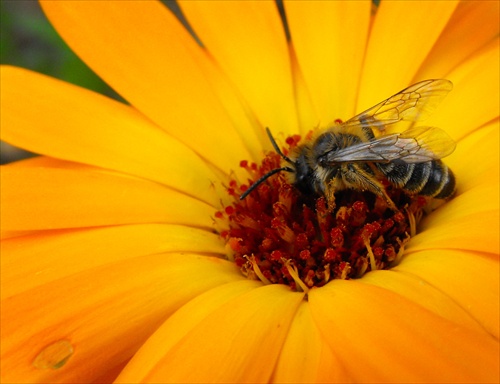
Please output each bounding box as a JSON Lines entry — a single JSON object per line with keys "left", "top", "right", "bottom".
{"left": 216, "top": 132, "right": 428, "bottom": 291}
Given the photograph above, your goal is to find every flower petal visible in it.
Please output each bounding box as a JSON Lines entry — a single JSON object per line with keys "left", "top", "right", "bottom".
{"left": 0, "top": 166, "right": 215, "bottom": 231}
{"left": 410, "top": 191, "right": 499, "bottom": 254}
{"left": 0, "top": 159, "right": 93, "bottom": 240}
{"left": 358, "top": 1, "right": 458, "bottom": 110}
{"left": 361, "top": 269, "right": 491, "bottom": 335}
{"left": 115, "top": 280, "right": 260, "bottom": 382}
{"left": 288, "top": 45, "right": 319, "bottom": 133}
{"left": 39, "top": 0, "right": 252, "bottom": 172}
{"left": 394, "top": 248, "right": 500, "bottom": 340}
{"left": 271, "top": 302, "right": 349, "bottom": 383}
{"left": 180, "top": 0, "right": 298, "bottom": 136}
{"left": 285, "top": 0, "right": 371, "bottom": 124}
{"left": 1, "top": 224, "right": 224, "bottom": 298}
{"left": 0, "top": 66, "right": 224, "bottom": 206}
{"left": 4, "top": 156, "right": 97, "bottom": 171}
{"left": 446, "top": 120, "right": 499, "bottom": 192}
{"left": 415, "top": 1, "right": 500, "bottom": 80}
{"left": 424, "top": 43, "right": 499, "bottom": 140}
{"left": 310, "top": 280, "right": 499, "bottom": 383}
{"left": 116, "top": 283, "right": 304, "bottom": 383}
{"left": 1, "top": 252, "right": 242, "bottom": 383}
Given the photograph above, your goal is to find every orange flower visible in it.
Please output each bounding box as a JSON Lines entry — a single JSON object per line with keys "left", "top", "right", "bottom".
{"left": 1, "top": 1, "right": 499, "bottom": 383}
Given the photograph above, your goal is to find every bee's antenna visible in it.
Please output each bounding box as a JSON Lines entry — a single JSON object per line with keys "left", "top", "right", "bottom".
{"left": 239, "top": 128, "right": 296, "bottom": 200}
{"left": 266, "top": 127, "right": 294, "bottom": 165}
{"left": 239, "top": 166, "right": 295, "bottom": 200}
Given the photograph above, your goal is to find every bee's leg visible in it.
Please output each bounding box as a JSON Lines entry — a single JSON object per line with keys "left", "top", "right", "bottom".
{"left": 374, "top": 185, "right": 398, "bottom": 211}
{"left": 325, "top": 187, "right": 336, "bottom": 213}
{"left": 342, "top": 164, "right": 398, "bottom": 211}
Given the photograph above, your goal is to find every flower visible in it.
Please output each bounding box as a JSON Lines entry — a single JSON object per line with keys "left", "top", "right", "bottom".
{"left": 1, "top": 1, "right": 499, "bottom": 383}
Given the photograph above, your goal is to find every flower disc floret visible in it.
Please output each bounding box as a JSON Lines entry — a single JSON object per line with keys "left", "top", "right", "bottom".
{"left": 217, "top": 134, "right": 426, "bottom": 290}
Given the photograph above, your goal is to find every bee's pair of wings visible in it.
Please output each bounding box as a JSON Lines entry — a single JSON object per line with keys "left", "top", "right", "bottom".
{"left": 325, "top": 79, "right": 456, "bottom": 164}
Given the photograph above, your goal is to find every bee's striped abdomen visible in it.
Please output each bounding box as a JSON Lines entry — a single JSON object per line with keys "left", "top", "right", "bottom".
{"left": 377, "top": 160, "right": 456, "bottom": 199}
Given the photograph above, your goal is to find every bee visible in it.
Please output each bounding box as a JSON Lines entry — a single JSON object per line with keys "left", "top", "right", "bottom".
{"left": 240, "top": 79, "right": 456, "bottom": 210}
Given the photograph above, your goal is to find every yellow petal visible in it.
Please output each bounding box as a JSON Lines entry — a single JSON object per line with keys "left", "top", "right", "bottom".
{"left": 0, "top": 166, "right": 215, "bottom": 231}
{"left": 394, "top": 248, "right": 500, "bottom": 340}
{"left": 411, "top": 193, "right": 499, "bottom": 254}
{"left": 358, "top": 0, "right": 459, "bottom": 111}
{"left": 285, "top": 0, "right": 371, "bottom": 124}
{"left": 191, "top": 54, "right": 267, "bottom": 162}
{"left": 415, "top": 1, "right": 500, "bottom": 80}
{"left": 0, "top": 66, "right": 222, "bottom": 206}
{"left": 39, "top": 1, "right": 252, "bottom": 172}
{"left": 1, "top": 224, "right": 224, "bottom": 299}
{"left": 310, "top": 280, "right": 499, "bottom": 382}
{"left": 1, "top": 252, "right": 242, "bottom": 383}
{"left": 180, "top": 0, "right": 298, "bottom": 136}
{"left": 288, "top": 45, "right": 319, "bottom": 133}
{"left": 424, "top": 43, "right": 499, "bottom": 141}
{"left": 272, "top": 302, "right": 349, "bottom": 383}
{"left": 116, "top": 283, "right": 304, "bottom": 383}
{"left": 446, "top": 120, "right": 499, "bottom": 192}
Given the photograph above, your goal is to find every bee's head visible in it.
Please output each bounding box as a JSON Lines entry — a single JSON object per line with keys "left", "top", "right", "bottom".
{"left": 290, "top": 150, "right": 315, "bottom": 195}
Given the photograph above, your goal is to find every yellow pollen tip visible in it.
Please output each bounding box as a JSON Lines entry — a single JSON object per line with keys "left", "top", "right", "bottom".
{"left": 282, "top": 258, "right": 309, "bottom": 293}
{"left": 406, "top": 207, "right": 417, "bottom": 237}
{"left": 362, "top": 235, "right": 378, "bottom": 272}
{"left": 246, "top": 255, "right": 271, "bottom": 285}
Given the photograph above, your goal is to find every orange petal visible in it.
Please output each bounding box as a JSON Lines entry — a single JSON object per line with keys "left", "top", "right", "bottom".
{"left": 394, "top": 248, "right": 500, "bottom": 340}
{"left": 0, "top": 166, "right": 215, "bottom": 231}
{"left": 310, "top": 280, "right": 499, "bottom": 382}
{"left": 271, "top": 302, "right": 349, "bottom": 383}
{"left": 0, "top": 66, "right": 225, "bottom": 206}
{"left": 361, "top": 269, "right": 490, "bottom": 335}
{"left": 115, "top": 280, "right": 261, "bottom": 382}
{"left": 180, "top": 0, "right": 298, "bottom": 136}
{"left": 358, "top": 1, "right": 458, "bottom": 111}
{"left": 5, "top": 156, "right": 97, "bottom": 171}
{"left": 415, "top": 1, "right": 500, "bottom": 80}
{"left": 39, "top": 1, "right": 252, "bottom": 172}
{"left": 1, "top": 224, "right": 224, "bottom": 299}
{"left": 285, "top": 1, "right": 371, "bottom": 124}
{"left": 116, "top": 283, "right": 304, "bottom": 383}
{"left": 1, "top": 252, "right": 242, "bottom": 383}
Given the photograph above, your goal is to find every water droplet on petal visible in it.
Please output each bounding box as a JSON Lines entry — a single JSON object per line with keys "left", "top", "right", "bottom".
{"left": 33, "top": 340, "right": 74, "bottom": 370}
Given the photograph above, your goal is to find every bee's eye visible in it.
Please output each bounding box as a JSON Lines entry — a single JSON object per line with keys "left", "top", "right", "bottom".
{"left": 317, "top": 155, "right": 328, "bottom": 167}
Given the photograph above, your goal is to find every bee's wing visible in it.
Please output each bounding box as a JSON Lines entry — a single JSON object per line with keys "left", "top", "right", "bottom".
{"left": 324, "top": 126, "right": 456, "bottom": 164}
{"left": 342, "top": 79, "right": 453, "bottom": 131}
